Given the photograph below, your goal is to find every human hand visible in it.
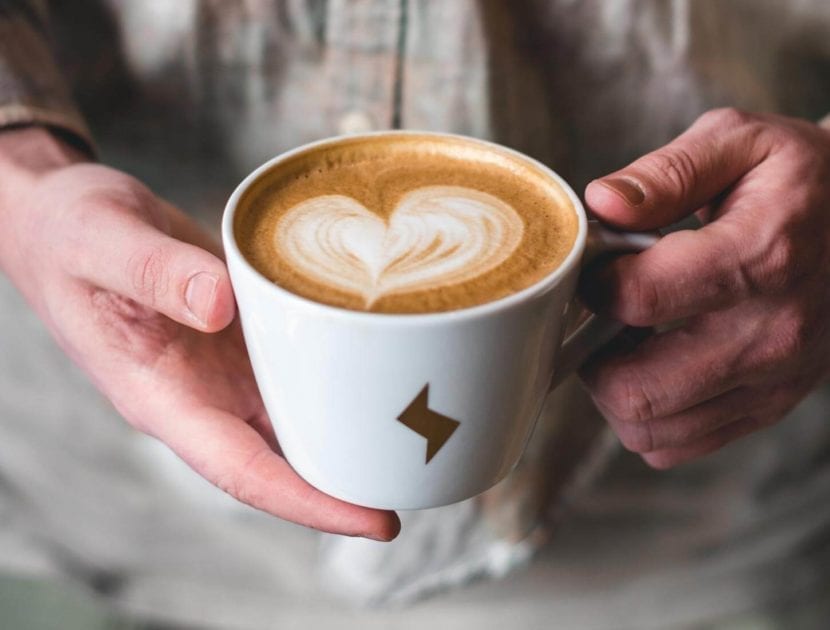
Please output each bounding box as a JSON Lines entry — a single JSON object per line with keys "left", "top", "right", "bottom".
{"left": 0, "top": 127, "right": 399, "bottom": 540}
{"left": 581, "top": 109, "right": 830, "bottom": 468}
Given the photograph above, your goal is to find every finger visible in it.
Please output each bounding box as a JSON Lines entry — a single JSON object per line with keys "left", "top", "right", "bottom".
{"left": 585, "top": 108, "right": 772, "bottom": 230}
{"left": 580, "top": 222, "right": 752, "bottom": 325}
{"left": 71, "top": 204, "right": 235, "bottom": 332}
{"left": 580, "top": 110, "right": 780, "bottom": 326}
{"left": 640, "top": 416, "right": 765, "bottom": 469}
{"left": 151, "top": 406, "right": 401, "bottom": 541}
{"left": 581, "top": 316, "right": 750, "bottom": 426}
{"left": 609, "top": 386, "right": 754, "bottom": 454}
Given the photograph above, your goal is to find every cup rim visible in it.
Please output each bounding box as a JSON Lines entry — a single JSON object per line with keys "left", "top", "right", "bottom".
{"left": 221, "top": 130, "right": 588, "bottom": 325}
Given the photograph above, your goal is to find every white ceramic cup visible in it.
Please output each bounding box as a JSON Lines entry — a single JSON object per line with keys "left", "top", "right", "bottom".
{"left": 222, "top": 132, "right": 657, "bottom": 510}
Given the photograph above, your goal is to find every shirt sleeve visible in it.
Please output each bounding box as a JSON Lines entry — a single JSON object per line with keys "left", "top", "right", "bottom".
{"left": 0, "top": 1, "right": 93, "bottom": 152}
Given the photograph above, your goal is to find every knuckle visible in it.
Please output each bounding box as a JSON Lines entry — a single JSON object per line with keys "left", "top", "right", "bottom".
{"left": 780, "top": 183, "right": 814, "bottom": 218}
{"left": 641, "top": 145, "right": 699, "bottom": 199}
{"left": 770, "top": 116, "right": 829, "bottom": 161}
{"left": 74, "top": 173, "right": 165, "bottom": 228}
{"left": 127, "top": 245, "right": 171, "bottom": 305}
{"left": 739, "top": 195, "right": 819, "bottom": 294}
{"left": 74, "top": 176, "right": 156, "bottom": 218}
{"left": 600, "top": 368, "right": 659, "bottom": 425}
{"left": 697, "top": 107, "right": 771, "bottom": 156}
{"left": 98, "top": 172, "right": 158, "bottom": 209}
{"left": 752, "top": 305, "right": 813, "bottom": 371}
{"left": 771, "top": 308, "right": 813, "bottom": 363}
{"left": 698, "top": 106, "right": 755, "bottom": 130}
{"left": 749, "top": 231, "right": 801, "bottom": 292}
{"left": 118, "top": 178, "right": 166, "bottom": 226}
{"left": 766, "top": 234, "right": 800, "bottom": 287}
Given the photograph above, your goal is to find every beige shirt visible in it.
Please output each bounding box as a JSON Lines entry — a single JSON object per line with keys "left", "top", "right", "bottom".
{"left": 1, "top": 1, "right": 830, "bottom": 627}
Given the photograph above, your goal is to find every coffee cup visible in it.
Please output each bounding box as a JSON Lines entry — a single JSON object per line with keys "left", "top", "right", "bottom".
{"left": 222, "top": 131, "right": 657, "bottom": 509}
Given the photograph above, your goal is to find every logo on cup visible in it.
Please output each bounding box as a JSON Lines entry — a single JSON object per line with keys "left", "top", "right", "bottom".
{"left": 396, "top": 384, "right": 460, "bottom": 464}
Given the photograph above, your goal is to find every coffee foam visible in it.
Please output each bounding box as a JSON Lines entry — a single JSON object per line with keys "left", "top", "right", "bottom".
{"left": 235, "top": 134, "right": 578, "bottom": 314}
{"left": 276, "top": 186, "right": 524, "bottom": 308}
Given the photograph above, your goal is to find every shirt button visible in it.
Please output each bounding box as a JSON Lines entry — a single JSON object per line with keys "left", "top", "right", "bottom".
{"left": 337, "top": 110, "right": 375, "bottom": 135}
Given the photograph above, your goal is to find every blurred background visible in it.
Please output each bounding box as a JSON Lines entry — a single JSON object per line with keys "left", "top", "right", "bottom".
{"left": 2, "top": 1, "right": 830, "bottom": 628}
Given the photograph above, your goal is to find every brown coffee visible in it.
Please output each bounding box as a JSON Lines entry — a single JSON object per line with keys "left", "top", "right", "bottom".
{"left": 234, "top": 134, "right": 578, "bottom": 314}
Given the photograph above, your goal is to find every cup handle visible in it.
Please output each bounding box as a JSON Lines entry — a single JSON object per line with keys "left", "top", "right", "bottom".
{"left": 549, "top": 221, "right": 661, "bottom": 390}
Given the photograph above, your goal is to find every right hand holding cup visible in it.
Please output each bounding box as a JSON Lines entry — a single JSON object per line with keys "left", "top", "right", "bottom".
{"left": 580, "top": 108, "right": 830, "bottom": 469}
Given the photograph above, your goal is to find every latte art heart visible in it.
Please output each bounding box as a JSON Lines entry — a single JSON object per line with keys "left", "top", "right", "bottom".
{"left": 275, "top": 186, "right": 525, "bottom": 307}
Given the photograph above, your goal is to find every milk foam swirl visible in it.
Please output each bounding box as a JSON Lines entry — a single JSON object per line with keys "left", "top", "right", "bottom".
{"left": 275, "top": 186, "right": 524, "bottom": 307}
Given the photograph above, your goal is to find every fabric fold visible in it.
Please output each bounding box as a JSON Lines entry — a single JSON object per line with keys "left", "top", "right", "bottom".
{"left": 0, "top": 2, "right": 93, "bottom": 152}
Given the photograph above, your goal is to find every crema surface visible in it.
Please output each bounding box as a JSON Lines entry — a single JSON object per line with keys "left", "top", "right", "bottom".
{"left": 235, "top": 135, "right": 578, "bottom": 313}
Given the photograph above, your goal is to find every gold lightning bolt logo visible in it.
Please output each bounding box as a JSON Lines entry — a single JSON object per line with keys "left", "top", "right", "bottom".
{"left": 396, "top": 384, "right": 461, "bottom": 464}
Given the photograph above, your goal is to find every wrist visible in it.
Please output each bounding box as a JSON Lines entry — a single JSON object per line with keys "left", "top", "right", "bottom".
{"left": 0, "top": 124, "right": 90, "bottom": 215}
{"left": 0, "top": 125, "right": 91, "bottom": 277}
{"left": 0, "top": 124, "right": 90, "bottom": 177}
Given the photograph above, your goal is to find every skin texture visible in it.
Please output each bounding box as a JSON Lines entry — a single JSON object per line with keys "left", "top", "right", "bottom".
{"left": 581, "top": 108, "right": 830, "bottom": 469}
{"left": 0, "top": 126, "right": 400, "bottom": 542}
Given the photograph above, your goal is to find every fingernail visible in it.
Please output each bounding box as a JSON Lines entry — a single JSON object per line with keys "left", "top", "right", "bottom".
{"left": 599, "top": 177, "right": 645, "bottom": 207}
{"left": 185, "top": 272, "right": 218, "bottom": 326}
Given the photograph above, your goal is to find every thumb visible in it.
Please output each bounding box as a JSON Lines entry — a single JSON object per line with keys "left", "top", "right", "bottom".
{"left": 73, "top": 202, "right": 235, "bottom": 332}
{"left": 585, "top": 108, "right": 772, "bottom": 230}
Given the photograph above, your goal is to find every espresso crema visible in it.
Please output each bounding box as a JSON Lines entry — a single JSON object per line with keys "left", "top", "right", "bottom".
{"left": 234, "top": 134, "right": 578, "bottom": 314}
